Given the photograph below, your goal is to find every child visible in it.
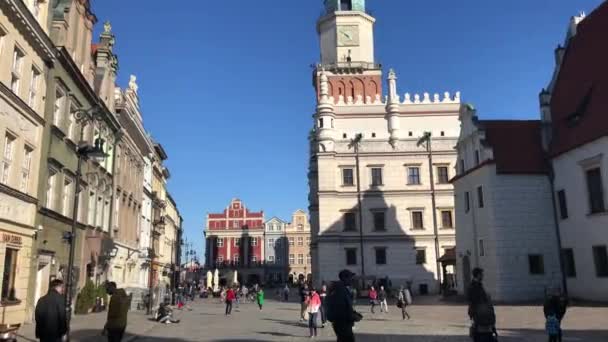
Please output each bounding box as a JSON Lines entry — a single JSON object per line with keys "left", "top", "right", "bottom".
{"left": 256, "top": 286, "right": 265, "bottom": 310}
{"left": 546, "top": 314, "right": 560, "bottom": 342}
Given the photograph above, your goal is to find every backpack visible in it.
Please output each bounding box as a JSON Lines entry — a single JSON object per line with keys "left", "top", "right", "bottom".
{"left": 474, "top": 301, "right": 496, "bottom": 326}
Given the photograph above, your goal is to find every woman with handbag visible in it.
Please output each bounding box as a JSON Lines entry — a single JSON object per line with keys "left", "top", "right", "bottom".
{"left": 306, "top": 288, "right": 321, "bottom": 338}
{"left": 397, "top": 286, "right": 411, "bottom": 320}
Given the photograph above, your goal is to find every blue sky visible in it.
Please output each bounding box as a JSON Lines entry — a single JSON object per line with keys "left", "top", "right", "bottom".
{"left": 91, "top": 0, "right": 602, "bottom": 261}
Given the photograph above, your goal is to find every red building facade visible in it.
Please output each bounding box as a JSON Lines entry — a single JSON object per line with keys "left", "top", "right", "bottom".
{"left": 204, "top": 199, "right": 265, "bottom": 284}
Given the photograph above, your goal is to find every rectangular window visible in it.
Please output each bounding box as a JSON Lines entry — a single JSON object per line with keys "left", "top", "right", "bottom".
{"left": 288, "top": 237, "right": 294, "bottom": 246}
{"left": 217, "top": 238, "right": 224, "bottom": 247}
{"left": 342, "top": 168, "right": 354, "bottom": 186}
{"left": 412, "top": 211, "right": 424, "bottom": 230}
{"left": 1, "top": 133, "right": 16, "bottom": 185}
{"left": 28, "top": 68, "right": 41, "bottom": 109}
{"left": 528, "top": 254, "right": 545, "bottom": 275}
{"left": 415, "top": 248, "right": 426, "bottom": 265}
{"left": 562, "top": 249, "right": 576, "bottom": 278}
{"left": 371, "top": 167, "right": 383, "bottom": 186}
{"left": 477, "top": 186, "right": 484, "bottom": 208}
{"left": 375, "top": 248, "right": 387, "bottom": 265}
{"left": 298, "top": 254, "right": 304, "bottom": 265}
{"left": 343, "top": 212, "right": 356, "bottom": 231}
{"left": 298, "top": 224, "right": 304, "bottom": 231}
{"left": 217, "top": 255, "right": 224, "bottom": 263}
{"left": 233, "top": 254, "right": 240, "bottom": 265}
{"left": 297, "top": 237, "right": 303, "bottom": 246}
{"left": 268, "top": 238, "right": 274, "bottom": 247}
{"left": 307, "top": 254, "right": 311, "bottom": 264}
{"left": 276, "top": 239, "right": 282, "bottom": 247}
{"left": 268, "top": 224, "right": 274, "bottom": 231}
{"left": 479, "top": 239, "right": 485, "bottom": 257}
{"left": 593, "top": 246, "right": 608, "bottom": 277}
{"left": 234, "top": 238, "right": 240, "bottom": 247}
{"left": 465, "top": 192, "right": 470, "bottom": 213}
{"left": 251, "top": 255, "right": 257, "bottom": 263}
{"left": 437, "top": 166, "right": 449, "bottom": 184}
{"left": 289, "top": 254, "right": 295, "bottom": 265}
{"left": 407, "top": 167, "right": 421, "bottom": 185}
{"left": 11, "top": 48, "right": 24, "bottom": 94}
{"left": 586, "top": 168, "right": 605, "bottom": 214}
{"left": 441, "top": 210, "right": 453, "bottom": 228}
{"left": 251, "top": 237, "right": 257, "bottom": 246}
{"left": 371, "top": 211, "right": 386, "bottom": 231}
{"left": 62, "top": 176, "right": 74, "bottom": 217}
{"left": 268, "top": 255, "right": 274, "bottom": 263}
{"left": 306, "top": 237, "right": 311, "bottom": 246}
{"left": 46, "top": 168, "right": 57, "bottom": 209}
{"left": 53, "top": 88, "right": 65, "bottom": 127}
{"left": 557, "top": 190, "right": 568, "bottom": 219}
{"left": 345, "top": 248, "right": 357, "bottom": 265}
{"left": 67, "top": 103, "right": 78, "bottom": 141}
{"left": 475, "top": 150, "right": 480, "bottom": 166}
{"left": 1, "top": 248, "right": 18, "bottom": 301}
{"left": 19, "top": 146, "right": 33, "bottom": 193}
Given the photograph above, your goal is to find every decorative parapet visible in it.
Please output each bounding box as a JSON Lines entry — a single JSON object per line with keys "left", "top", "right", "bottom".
{"left": 402, "top": 91, "right": 460, "bottom": 104}
{"left": 333, "top": 91, "right": 460, "bottom": 106}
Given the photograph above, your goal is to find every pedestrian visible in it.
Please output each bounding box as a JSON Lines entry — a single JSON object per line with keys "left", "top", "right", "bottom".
{"left": 225, "top": 287, "right": 236, "bottom": 315}
{"left": 257, "top": 286, "right": 265, "bottom": 310}
{"left": 368, "top": 286, "right": 378, "bottom": 314}
{"left": 467, "top": 268, "right": 497, "bottom": 342}
{"left": 300, "top": 283, "right": 310, "bottom": 322}
{"left": 283, "top": 284, "right": 290, "bottom": 302}
{"left": 325, "top": 269, "right": 362, "bottom": 342}
{"left": 103, "top": 282, "right": 130, "bottom": 342}
{"left": 307, "top": 288, "right": 322, "bottom": 338}
{"left": 543, "top": 291, "right": 567, "bottom": 342}
{"left": 319, "top": 284, "right": 328, "bottom": 328}
{"left": 378, "top": 286, "right": 388, "bottom": 313}
{"left": 397, "top": 286, "right": 411, "bottom": 320}
{"left": 235, "top": 286, "right": 241, "bottom": 309}
{"left": 35, "top": 279, "right": 67, "bottom": 342}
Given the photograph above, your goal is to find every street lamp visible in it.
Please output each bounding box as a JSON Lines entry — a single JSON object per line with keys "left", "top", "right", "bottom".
{"left": 65, "top": 107, "right": 109, "bottom": 337}
{"left": 348, "top": 133, "right": 365, "bottom": 282}
{"left": 417, "top": 132, "right": 442, "bottom": 292}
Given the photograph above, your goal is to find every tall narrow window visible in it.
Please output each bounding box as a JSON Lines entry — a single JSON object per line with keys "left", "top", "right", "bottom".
{"left": 289, "top": 254, "right": 295, "bottom": 265}
{"left": 1, "top": 133, "right": 16, "bottom": 185}
{"left": 441, "top": 210, "right": 453, "bottom": 228}
{"left": 479, "top": 239, "right": 485, "bottom": 257}
{"left": 28, "top": 68, "right": 40, "bottom": 109}
{"left": 342, "top": 168, "right": 354, "bottom": 186}
{"left": 375, "top": 248, "right": 387, "bottom": 265}
{"left": 475, "top": 150, "right": 480, "bottom": 166}
{"left": 528, "top": 255, "right": 545, "bottom": 275}
{"left": 67, "top": 103, "right": 79, "bottom": 141}
{"left": 268, "top": 238, "right": 274, "bottom": 247}
{"left": 477, "top": 186, "right": 484, "bottom": 208}
{"left": 298, "top": 254, "right": 304, "bottom": 265}
{"left": 557, "top": 190, "right": 568, "bottom": 219}
{"left": 289, "top": 237, "right": 294, "bottom": 246}
{"left": 1, "top": 248, "right": 19, "bottom": 301}
{"left": 297, "top": 237, "right": 304, "bottom": 246}
{"left": 340, "top": 0, "right": 353, "bottom": 10}
{"left": 63, "top": 176, "right": 74, "bottom": 217}
{"left": 465, "top": 192, "right": 470, "bottom": 213}
{"left": 345, "top": 248, "right": 357, "bottom": 265}
{"left": 234, "top": 238, "right": 240, "bottom": 247}
{"left": 562, "top": 249, "right": 576, "bottom": 278}
{"left": 371, "top": 167, "right": 383, "bottom": 186}
{"left": 437, "top": 166, "right": 449, "bottom": 184}
{"left": 415, "top": 248, "right": 426, "bottom": 265}
{"left": 372, "top": 211, "right": 386, "bottom": 231}
{"left": 586, "top": 168, "right": 605, "bottom": 214}
{"left": 459, "top": 159, "right": 465, "bottom": 174}
{"left": 593, "top": 246, "right": 608, "bottom": 277}
{"left": 307, "top": 254, "right": 311, "bottom": 264}
{"left": 11, "top": 48, "right": 24, "bottom": 94}
{"left": 407, "top": 167, "right": 420, "bottom": 185}
{"left": 54, "top": 88, "right": 65, "bottom": 127}
{"left": 20, "top": 146, "right": 33, "bottom": 193}
{"left": 216, "top": 238, "right": 224, "bottom": 247}
{"left": 343, "top": 212, "right": 356, "bottom": 231}
{"left": 412, "top": 211, "right": 424, "bottom": 230}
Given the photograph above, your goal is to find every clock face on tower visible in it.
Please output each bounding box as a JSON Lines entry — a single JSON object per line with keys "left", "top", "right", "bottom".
{"left": 337, "top": 25, "right": 360, "bottom": 46}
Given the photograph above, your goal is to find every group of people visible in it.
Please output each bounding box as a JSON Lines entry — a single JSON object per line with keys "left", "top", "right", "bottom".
{"left": 223, "top": 284, "right": 265, "bottom": 315}
{"left": 35, "top": 280, "right": 130, "bottom": 342}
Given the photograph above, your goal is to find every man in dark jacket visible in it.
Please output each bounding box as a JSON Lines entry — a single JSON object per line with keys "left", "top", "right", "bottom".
{"left": 467, "top": 268, "right": 496, "bottom": 342}
{"left": 104, "top": 282, "right": 130, "bottom": 342}
{"left": 328, "top": 269, "right": 362, "bottom": 342}
{"left": 35, "top": 279, "right": 67, "bottom": 342}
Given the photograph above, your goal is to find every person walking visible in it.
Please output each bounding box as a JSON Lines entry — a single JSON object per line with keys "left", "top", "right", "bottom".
{"left": 35, "top": 279, "right": 67, "bottom": 342}
{"left": 543, "top": 291, "right": 567, "bottom": 342}
{"left": 326, "top": 270, "right": 362, "bottom": 342}
{"left": 397, "top": 286, "right": 411, "bottom": 320}
{"left": 104, "top": 282, "right": 130, "bottom": 342}
{"left": 299, "top": 283, "right": 310, "bottom": 322}
{"left": 306, "top": 288, "right": 322, "bottom": 338}
{"left": 319, "top": 284, "right": 328, "bottom": 328}
{"left": 256, "top": 286, "right": 265, "bottom": 310}
{"left": 225, "top": 287, "right": 236, "bottom": 315}
{"left": 467, "top": 268, "right": 497, "bottom": 342}
{"left": 283, "top": 284, "right": 290, "bottom": 302}
{"left": 378, "top": 286, "right": 388, "bottom": 313}
{"left": 368, "top": 286, "right": 378, "bottom": 314}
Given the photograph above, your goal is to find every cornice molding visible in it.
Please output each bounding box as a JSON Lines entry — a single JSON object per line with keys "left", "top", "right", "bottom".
{"left": 0, "top": 81, "right": 46, "bottom": 126}
{"left": 0, "top": 182, "right": 37, "bottom": 204}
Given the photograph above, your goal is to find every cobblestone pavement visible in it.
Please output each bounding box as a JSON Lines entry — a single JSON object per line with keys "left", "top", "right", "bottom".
{"left": 132, "top": 297, "right": 608, "bottom": 342}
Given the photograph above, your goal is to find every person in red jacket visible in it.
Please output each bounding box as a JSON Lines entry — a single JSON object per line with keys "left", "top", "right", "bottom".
{"left": 225, "top": 287, "right": 236, "bottom": 315}
{"left": 368, "top": 286, "right": 378, "bottom": 314}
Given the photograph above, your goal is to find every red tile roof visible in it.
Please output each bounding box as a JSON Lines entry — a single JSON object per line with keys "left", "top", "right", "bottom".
{"left": 481, "top": 120, "right": 548, "bottom": 174}
{"left": 91, "top": 44, "right": 99, "bottom": 56}
{"left": 550, "top": 2, "right": 608, "bottom": 156}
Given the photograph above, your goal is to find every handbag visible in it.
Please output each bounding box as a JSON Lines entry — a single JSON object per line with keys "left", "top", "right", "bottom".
{"left": 396, "top": 300, "right": 403, "bottom": 308}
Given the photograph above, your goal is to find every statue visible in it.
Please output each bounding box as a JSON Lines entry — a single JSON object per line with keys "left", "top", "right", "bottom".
{"left": 103, "top": 21, "right": 112, "bottom": 34}
{"left": 129, "top": 75, "right": 138, "bottom": 93}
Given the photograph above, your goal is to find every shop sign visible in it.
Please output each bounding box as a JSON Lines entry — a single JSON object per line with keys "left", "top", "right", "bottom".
{"left": 2, "top": 234, "right": 23, "bottom": 246}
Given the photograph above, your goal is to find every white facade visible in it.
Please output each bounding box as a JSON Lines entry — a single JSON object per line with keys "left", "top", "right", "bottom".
{"left": 552, "top": 138, "right": 608, "bottom": 301}
{"left": 453, "top": 109, "right": 561, "bottom": 302}
{"left": 139, "top": 156, "right": 153, "bottom": 289}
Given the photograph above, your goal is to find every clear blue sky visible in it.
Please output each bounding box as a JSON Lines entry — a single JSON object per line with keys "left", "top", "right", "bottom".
{"left": 91, "top": 0, "right": 602, "bottom": 261}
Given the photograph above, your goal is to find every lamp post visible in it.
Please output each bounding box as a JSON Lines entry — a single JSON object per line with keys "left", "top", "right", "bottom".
{"left": 65, "top": 107, "right": 108, "bottom": 337}
{"left": 417, "top": 132, "right": 442, "bottom": 292}
{"left": 348, "top": 133, "right": 365, "bottom": 281}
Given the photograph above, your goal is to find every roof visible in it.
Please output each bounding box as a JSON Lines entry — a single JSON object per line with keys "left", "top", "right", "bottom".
{"left": 549, "top": 2, "right": 608, "bottom": 156}
{"left": 481, "top": 120, "right": 548, "bottom": 174}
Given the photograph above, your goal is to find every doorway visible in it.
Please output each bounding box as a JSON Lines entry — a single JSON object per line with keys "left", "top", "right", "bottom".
{"left": 34, "top": 254, "right": 53, "bottom": 306}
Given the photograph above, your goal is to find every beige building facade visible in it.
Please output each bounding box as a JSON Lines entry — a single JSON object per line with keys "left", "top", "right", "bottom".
{"left": 309, "top": 0, "right": 458, "bottom": 294}
{"left": 285, "top": 210, "right": 311, "bottom": 283}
